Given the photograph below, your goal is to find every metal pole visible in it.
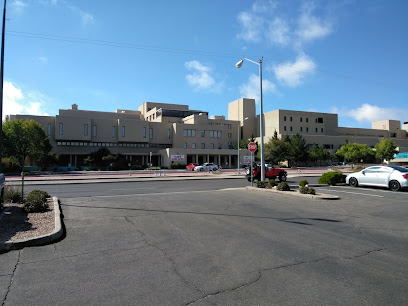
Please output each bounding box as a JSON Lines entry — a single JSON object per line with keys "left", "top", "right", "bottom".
{"left": 259, "top": 57, "right": 265, "bottom": 181}
{"left": 251, "top": 152, "right": 253, "bottom": 187}
{"left": 0, "top": 0, "right": 6, "bottom": 173}
{"left": 237, "top": 123, "right": 239, "bottom": 174}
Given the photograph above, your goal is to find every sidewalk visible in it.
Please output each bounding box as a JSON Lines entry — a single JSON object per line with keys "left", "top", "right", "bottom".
{"left": 5, "top": 167, "right": 351, "bottom": 185}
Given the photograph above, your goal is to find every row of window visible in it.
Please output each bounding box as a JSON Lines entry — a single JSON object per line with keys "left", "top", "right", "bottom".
{"left": 283, "top": 116, "right": 324, "bottom": 123}
{"left": 57, "top": 123, "right": 157, "bottom": 139}
{"left": 183, "top": 129, "right": 223, "bottom": 138}
{"left": 284, "top": 126, "right": 324, "bottom": 133}
{"left": 183, "top": 143, "right": 223, "bottom": 149}
{"left": 56, "top": 141, "right": 170, "bottom": 148}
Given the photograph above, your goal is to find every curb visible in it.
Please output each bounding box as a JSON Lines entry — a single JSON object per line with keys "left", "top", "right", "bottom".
{"left": 0, "top": 196, "right": 63, "bottom": 252}
{"left": 246, "top": 186, "right": 340, "bottom": 200}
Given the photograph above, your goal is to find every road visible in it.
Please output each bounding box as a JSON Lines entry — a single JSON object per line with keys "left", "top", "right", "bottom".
{"left": 1, "top": 177, "right": 408, "bottom": 305}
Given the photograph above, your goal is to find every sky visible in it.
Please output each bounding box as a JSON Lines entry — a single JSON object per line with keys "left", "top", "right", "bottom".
{"left": 3, "top": 0, "right": 408, "bottom": 129}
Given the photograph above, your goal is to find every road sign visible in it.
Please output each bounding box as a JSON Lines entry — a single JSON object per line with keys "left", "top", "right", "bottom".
{"left": 248, "top": 142, "right": 257, "bottom": 153}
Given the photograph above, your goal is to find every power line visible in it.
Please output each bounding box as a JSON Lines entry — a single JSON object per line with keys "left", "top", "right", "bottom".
{"left": 6, "top": 30, "right": 408, "bottom": 92}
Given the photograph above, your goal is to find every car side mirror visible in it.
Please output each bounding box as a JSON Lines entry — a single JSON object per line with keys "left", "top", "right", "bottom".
{"left": 362, "top": 171, "right": 365, "bottom": 175}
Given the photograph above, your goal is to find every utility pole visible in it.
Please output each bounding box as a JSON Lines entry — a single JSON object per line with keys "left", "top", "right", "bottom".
{"left": 0, "top": 0, "right": 7, "bottom": 172}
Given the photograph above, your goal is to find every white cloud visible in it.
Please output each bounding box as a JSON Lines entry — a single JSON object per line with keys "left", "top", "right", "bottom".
{"left": 236, "top": 11, "right": 263, "bottom": 43}
{"left": 80, "top": 11, "right": 95, "bottom": 26}
{"left": 3, "top": 81, "right": 49, "bottom": 121}
{"left": 273, "top": 53, "right": 316, "bottom": 87}
{"left": 236, "top": 1, "right": 334, "bottom": 48}
{"left": 267, "top": 17, "right": 290, "bottom": 46}
{"left": 11, "top": 0, "right": 27, "bottom": 10}
{"left": 185, "top": 60, "right": 215, "bottom": 90}
{"left": 295, "top": 2, "right": 332, "bottom": 45}
{"left": 334, "top": 104, "right": 408, "bottom": 124}
{"left": 239, "top": 73, "right": 278, "bottom": 103}
{"left": 38, "top": 56, "right": 48, "bottom": 63}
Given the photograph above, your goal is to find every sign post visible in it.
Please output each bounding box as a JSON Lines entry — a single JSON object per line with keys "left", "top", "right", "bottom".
{"left": 248, "top": 142, "right": 257, "bottom": 187}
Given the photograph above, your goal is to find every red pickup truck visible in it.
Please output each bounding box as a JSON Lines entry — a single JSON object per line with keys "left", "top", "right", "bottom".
{"left": 245, "top": 163, "right": 287, "bottom": 182}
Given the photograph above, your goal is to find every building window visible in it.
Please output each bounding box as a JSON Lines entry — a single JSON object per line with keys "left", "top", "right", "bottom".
{"left": 192, "top": 143, "right": 196, "bottom": 149}
{"left": 284, "top": 126, "right": 287, "bottom": 131}
{"left": 315, "top": 128, "right": 318, "bottom": 133}
{"left": 290, "top": 117, "right": 293, "bottom": 122}
{"left": 290, "top": 126, "right": 293, "bottom": 132}
{"left": 168, "top": 129, "right": 170, "bottom": 139}
{"left": 58, "top": 123, "right": 63, "bottom": 135}
{"left": 228, "top": 124, "right": 232, "bottom": 129}
{"left": 210, "top": 143, "right": 214, "bottom": 149}
{"left": 93, "top": 125, "right": 97, "bottom": 137}
{"left": 317, "top": 117, "right": 323, "bottom": 123}
{"left": 284, "top": 116, "right": 286, "bottom": 121}
{"left": 321, "top": 128, "right": 324, "bottom": 133}
{"left": 201, "top": 130, "right": 205, "bottom": 137}
{"left": 184, "top": 143, "right": 187, "bottom": 149}
{"left": 112, "top": 126, "right": 116, "bottom": 138}
{"left": 306, "top": 127, "right": 309, "bottom": 132}
{"left": 143, "top": 127, "right": 146, "bottom": 138}
{"left": 218, "top": 143, "right": 222, "bottom": 149}
{"left": 228, "top": 133, "right": 232, "bottom": 138}
{"left": 122, "top": 126, "right": 125, "bottom": 137}
{"left": 210, "top": 130, "right": 222, "bottom": 138}
{"left": 300, "top": 117, "right": 303, "bottom": 122}
{"left": 300, "top": 127, "right": 303, "bottom": 132}
{"left": 47, "top": 123, "right": 51, "bottom": 136}
{"left": 201, "top": 143, "right": 205, "bottom": 149}
{"left": 149, "top": 128, "right": 153, "bottom": 139}
{"left": 84, "top": 124, "right": 88, "bottom": 136}
{"left": 306, "top": 118, "right": 309, "bottom": 123}
{"left": 183, "top": 129, "right": 196, "bottom": 137}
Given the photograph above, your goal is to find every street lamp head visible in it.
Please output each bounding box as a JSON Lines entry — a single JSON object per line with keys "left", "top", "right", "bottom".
{"left": 235, "top": 60, "right": 244, "bottom": 68}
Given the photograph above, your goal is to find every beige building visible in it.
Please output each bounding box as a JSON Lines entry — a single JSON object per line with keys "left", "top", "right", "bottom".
{"left": 7, "top": 98, "right": 408, "bottom": 168}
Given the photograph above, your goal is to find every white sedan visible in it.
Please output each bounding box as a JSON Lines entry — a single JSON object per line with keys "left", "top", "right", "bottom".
{"left": 194, "top": 163, "right": 219, "bottom": 172}
{"left": 346, "top": 165, "right": 408, "bottom": 191}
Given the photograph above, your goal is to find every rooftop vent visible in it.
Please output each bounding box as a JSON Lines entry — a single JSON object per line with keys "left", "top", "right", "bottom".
{"left": 72, "top": 104, "right": 78, "bottom": 110}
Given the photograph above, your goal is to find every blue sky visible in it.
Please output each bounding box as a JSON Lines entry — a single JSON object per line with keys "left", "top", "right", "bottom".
{"left": 3, "top": 0, "right": 408, "bottom": 129}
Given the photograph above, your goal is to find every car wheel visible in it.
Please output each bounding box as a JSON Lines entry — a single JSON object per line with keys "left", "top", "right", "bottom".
{"left": 200, "top": 168, "right": 204, "bottom": 172}
{"left": 389, "top": 180, "right": 401, "bottom": 192}
{"left": 349, "top": 177, "right": 358, "bottom": 187}
{"left": 279, "top": 174, "right": 287, "bottom": 182}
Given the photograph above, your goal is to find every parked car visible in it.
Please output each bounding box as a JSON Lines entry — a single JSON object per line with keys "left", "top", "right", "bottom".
{"left": 346, "top": 165, "right": 408, "bottom": 191}
{"left": 245, "top": 163, "right": 287, "bottom": 182}
{"left": 194, "top": 163, "right": 219, "bottom": 171}
{"left": 186, "top": 163, "right": 199, "bottom": 171}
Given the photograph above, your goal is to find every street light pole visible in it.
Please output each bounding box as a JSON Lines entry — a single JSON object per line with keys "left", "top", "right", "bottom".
{"left": 237, "top": 123, "right": 240, "bottom": 174}
{"left": 235, "top": 57, "right": 265, "bottom": 181}
{"left": 0, "top": 0, "right": 6, "bottom": 173}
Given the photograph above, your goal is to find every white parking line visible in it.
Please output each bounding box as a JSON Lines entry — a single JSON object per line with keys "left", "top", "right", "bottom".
{"left": 319, "top": 188, "right": 384, "bottom": 198}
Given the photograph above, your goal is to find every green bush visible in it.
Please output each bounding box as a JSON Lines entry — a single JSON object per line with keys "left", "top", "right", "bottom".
{"left": 255, "top": 181, "right": 266, "bottom": 188}
{"left": 299, "top": 186, "right": 316, "bottom": 195}
{"left": 276, "top": 182, "right": 290, "bottom": 191}
{"left": 4, "top": 185, "right": 24, "bottom": 203}
{"left": 318, "top": 171, "right": 346, "bottom": 185}
{"left": 299, "top": 180, "right": 308, "bottom": 187}
{"left": 24, "top": 190, "right": 50, "bottom": 213}
{"left": 268, "top": 179, "right": 278, "bottom": 187}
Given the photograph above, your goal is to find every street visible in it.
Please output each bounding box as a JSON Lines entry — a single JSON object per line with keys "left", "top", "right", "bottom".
{"left": 1, "top": 177, "right": 408, "bottom": 305}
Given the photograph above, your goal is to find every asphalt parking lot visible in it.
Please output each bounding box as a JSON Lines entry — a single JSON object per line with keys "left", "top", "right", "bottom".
{"left": 1, "top": 177, "right": 408, "bottom": 305}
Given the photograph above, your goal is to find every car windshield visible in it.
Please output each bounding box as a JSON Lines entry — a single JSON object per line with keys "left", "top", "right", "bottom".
{"left": 386, "top": 165, "right": 408, "bottom": 172}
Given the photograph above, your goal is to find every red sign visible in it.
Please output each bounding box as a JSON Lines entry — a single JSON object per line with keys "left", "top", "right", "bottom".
{"left": 248, "top": 142, "right": 257, "bottom": 153}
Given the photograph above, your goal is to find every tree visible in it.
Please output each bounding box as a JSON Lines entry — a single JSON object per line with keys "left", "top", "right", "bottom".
{"left": 264, "top": 137, "right": 290, "bottom": 165}
{"left": 288, "top": 134, "right": 309, "bottom": 166}
{"left": 308, "top": 144, "right": 331, "bottom": 166}
{"left": 3, "top": 119, "right": 52, "bottom": 199}
{"left": 374, "top": 138, "right": 398, "bottom": 162}
{"left": 336, "top": 142, "right": 374, "bottom": 166}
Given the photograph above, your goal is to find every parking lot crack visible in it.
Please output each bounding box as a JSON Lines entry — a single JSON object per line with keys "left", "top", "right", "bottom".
{"left": 343, "top": 247, "right": 387, "bottom": 260}
{"left": 186, "top": 271, "right": 262, "bottom": 305}
{"left": 127, "top": 222, "right": 203, "bottom": 296}
{"left": 2, "top": 250, "right": 21, "bottom": 306}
